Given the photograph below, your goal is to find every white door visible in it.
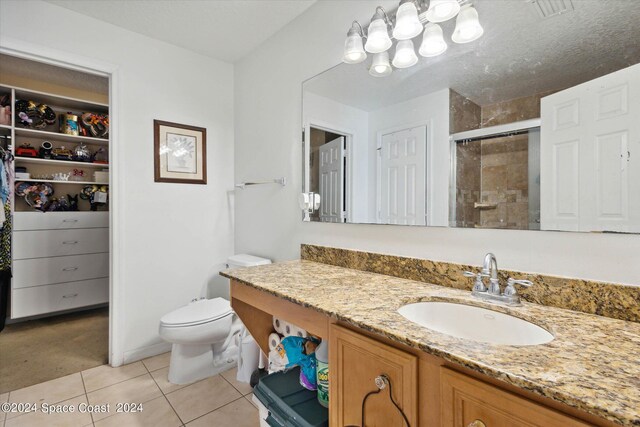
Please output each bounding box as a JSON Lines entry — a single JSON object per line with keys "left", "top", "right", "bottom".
{"left": 541, "top": 63, "right": 640, "bottom": 232}
{"left": 379, "top": 126, "right": 427, "bottom": 225}
{"left": 319, "top": 136, "right": 345, "bottom": 223}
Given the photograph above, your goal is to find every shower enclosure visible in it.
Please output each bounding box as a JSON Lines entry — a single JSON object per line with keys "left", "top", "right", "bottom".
{"left": 451, "top": 127, "right": 541, "bottom": 230}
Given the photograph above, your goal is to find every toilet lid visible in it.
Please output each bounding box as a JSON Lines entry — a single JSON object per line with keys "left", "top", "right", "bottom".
{"left": 160, "top": 298, "right": 233, "bottom": 327}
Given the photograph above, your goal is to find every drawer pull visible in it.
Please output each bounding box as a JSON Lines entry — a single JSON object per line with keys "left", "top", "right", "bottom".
{"left": 62, "top": 267, "right": 79, "bottom": 271}
{"left": 62, "top": 219, "right": 79, "bottom": 223}
{"left": 62, "top": 241, "right": 79, "bottom": 244}
{"left": 468, "top": 421, "right": 486, "bottom": 427}
{"left": 62, "top": 293, "right": 79, "bottom": 299}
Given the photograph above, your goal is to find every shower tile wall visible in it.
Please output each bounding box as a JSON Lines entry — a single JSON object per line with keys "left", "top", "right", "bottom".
{"left": 480, "top": 90, "right": 555, "bottom": 127}
{"left": 480, "top": 135, "right": 529, "bottom": 229}
{"left": 450, "top": 90, "right": 482, "bottom": 227}
{"left": 452, "top": 90, "right": 551, "bottom": 229}
{"left": 449, "top": 89, "right": 481, "bottom": 133}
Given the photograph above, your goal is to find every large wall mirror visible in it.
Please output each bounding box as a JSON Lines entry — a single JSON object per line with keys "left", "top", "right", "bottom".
{"left": 302, "top": 0, "right": 640, "bottom": 233}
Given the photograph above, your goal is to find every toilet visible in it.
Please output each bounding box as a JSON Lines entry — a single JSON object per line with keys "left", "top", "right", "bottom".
{"left": 159, "top": 254, "right": 271, "bottom": 384}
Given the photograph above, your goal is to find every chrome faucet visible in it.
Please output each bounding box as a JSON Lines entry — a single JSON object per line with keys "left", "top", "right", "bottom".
{"left": 463, "top": 253, "right": 533, "bottom": 306}
{"left": 481, "top": 252, "right": 501, "bottom": 295}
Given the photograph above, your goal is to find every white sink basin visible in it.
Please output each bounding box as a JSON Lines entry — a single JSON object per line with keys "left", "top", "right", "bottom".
{"left": 398, "top": 301, "right": 554, "bottom": 346}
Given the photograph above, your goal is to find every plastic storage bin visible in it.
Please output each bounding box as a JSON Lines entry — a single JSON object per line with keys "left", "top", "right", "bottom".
{"left": 253, "top": 367, "right": 329, "bottom": 427}
{"left": 253, "top": 394, "right": 270, "bottom": 427}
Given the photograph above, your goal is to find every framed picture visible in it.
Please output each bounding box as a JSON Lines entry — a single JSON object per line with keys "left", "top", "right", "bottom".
{"left": 154, "top": 120, "right": 207, "bottom": 184}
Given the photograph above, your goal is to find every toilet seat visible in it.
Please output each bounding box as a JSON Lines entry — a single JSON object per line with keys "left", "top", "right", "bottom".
{"left": 160, "top": 297, "right": 233, "bottom": 328}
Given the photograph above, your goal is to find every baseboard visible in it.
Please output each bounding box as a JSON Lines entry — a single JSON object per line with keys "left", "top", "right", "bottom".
{"left": 5, "top": 303, "right": 109, "bottom": 324}
{"left": 122, "top": 341, "right": 172, "bottom": 365}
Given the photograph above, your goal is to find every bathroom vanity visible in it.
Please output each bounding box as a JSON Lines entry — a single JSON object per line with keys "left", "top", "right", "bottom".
{"left": 222, "top": 250, "right": 640, "bottom": 427}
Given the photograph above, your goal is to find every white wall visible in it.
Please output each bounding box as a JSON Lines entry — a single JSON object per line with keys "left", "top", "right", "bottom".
{"left": 234, "top": 0, "right": 640, "bottom": 286}
{"left": 303, "top": 92, "right": 370, "bottom": 222}
{"left": 368, "top": 89, "right": 450, "bottom": 226}
{"left": 1, "top": 0, "right": 235, "bottom": 363}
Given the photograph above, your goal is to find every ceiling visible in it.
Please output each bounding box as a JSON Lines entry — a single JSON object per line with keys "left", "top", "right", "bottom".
{"left": 45, "top": 0, "right": 316, "bottom": 63}
{"left": 304, "top": 0, "right": 640, "bottom": 110}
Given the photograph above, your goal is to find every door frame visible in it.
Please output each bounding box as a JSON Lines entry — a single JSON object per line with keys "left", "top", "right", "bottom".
{"left": 376, "top": 121, "right": 430, "bottom": 225}
{"left": 0, "top": 36, "right": 124, "bottom": 366}
{"left": 304, "top": 118, "right": 354, "bottom": 223}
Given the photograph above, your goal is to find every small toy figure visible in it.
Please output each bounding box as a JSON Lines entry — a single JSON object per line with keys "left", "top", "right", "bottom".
{"left": 57, "top": 196, "right": 70, "bottom": 211}
{"left": 68, "top": 194, "right": 79, "bottom": 211}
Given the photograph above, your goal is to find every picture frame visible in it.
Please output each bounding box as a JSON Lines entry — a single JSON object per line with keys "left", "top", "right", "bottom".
{"left": 154, "top": 120, "right": 207, "bottom": 184}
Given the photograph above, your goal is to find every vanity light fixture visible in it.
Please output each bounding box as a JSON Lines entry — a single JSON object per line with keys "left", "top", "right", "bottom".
{"left": 342, "top": 21, "right": 367, "bottom": 64}
{"left": 364, "top": 7, "right": 393, "bottom": 53}
{"left": 393, "top": 40, "right": 419, "bottom": 68}
{"left": 370, "top": 51, "right": 393, "bottom": 77}
{"left": 392, "top": 0, "right": 424, "bottom": 40}
{"left": 419, "top": 22, "right": 448, "bottom": 57}
{"left": 452, "top": 4, "right": 484, "bottom": 43}
{"left": 342, "top": 0, "right": 483, "bottom": 74}
{"left": 425, "top": 0, "right": 461, "bottom": 23}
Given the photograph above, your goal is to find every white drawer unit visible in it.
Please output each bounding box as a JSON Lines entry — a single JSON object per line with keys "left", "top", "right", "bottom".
{"left": 14, "top": 212, "right": 109, "bottom": 231}
{"left": 13, "top": 253, "right": 109, "bottom": 289}
{"left": 11, "top": 278, "right": 109, "bottom": 319}
{"left": 13, "top": 228, "right": 109, "bottom": 259}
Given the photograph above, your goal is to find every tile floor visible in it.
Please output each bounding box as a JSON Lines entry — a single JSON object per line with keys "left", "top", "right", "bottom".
{"left": 1, "top": 352, "right": 259, "bottom": 427}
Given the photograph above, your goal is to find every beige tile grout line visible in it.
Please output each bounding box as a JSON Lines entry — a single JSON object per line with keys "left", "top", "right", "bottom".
{"left": 145, "top": 362, "right": 256, "bottom": 427}
{"left": 83, "top": 371, "right": 148, "bottom": 394}
{"left": 144, "top": 359, "right": 186, "bottom": 427}
{"left": 183, "top": 395, "right": 253, "bottom": 426}
{"left": 176, "top": 373, "right": 256, "bottom": 425}
{"left": 3, "top": 378, "right": 88, "bottom": 425}
{"left": 78, "top": 370, "right": 94, "bottom": 427}
{"left": 219, "top": 373, "right": 255, "bottom": 397}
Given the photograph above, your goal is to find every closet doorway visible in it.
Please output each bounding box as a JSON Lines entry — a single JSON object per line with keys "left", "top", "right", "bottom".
{"left": 0, "top": 53, "right": 112, "bottom": 393}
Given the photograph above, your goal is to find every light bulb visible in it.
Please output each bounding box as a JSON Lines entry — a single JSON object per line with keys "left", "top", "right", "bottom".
{"left": 392, "top": 40, "right": 418, "bottom": 69}
{"left": 342, "top": 28, "right": 367, "bottom": 64}
{"left": 419, "top": 23, "right": 447, "bottom": 57}
{"left": 452, "top": 4, "right": 484, "bottom": 44}
{"left": 369, "top": 51, "right": 392, "bottom": 77}
{"left": 365, "top": 18, "right": 392, "bottom": 53}
{"left": 425, "top": 0, "right": 461, "bottom": 23}
{"left": 392, "top": 1, "right": 423, "bottom": 40}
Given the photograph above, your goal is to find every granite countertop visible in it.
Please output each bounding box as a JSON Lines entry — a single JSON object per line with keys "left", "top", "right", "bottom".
{"left": 222, "top": 260, "right": 640, "bottom": 426}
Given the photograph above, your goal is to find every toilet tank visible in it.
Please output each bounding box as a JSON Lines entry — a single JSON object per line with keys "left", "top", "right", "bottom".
{"left": 226, "top": 254, "right": 271, "bottom": 269}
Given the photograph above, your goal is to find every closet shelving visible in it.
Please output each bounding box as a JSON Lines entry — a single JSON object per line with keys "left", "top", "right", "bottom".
{"left": 19, "top": 178, "right": 109, "bottom": 186}
{"left": 0, "top": 76, "right": 111, "bottom": 319}
{"left": 15, "top": 128, "right": 110, "bottom": 145}
{"left": 14, "top": 157, "right": 108, "bottom": 168}
{"left": 2, "top": 83, "right": 110, "bottom": 212}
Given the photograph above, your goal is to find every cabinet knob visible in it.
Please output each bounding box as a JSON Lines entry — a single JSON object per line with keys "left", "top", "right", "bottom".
{"left": 468, "top": 421, "right": 486, "bottom": 427}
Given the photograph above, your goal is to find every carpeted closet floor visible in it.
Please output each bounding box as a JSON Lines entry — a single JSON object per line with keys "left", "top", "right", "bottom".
{"left": 0, "top": 307, "right": 109, "bottom": 394}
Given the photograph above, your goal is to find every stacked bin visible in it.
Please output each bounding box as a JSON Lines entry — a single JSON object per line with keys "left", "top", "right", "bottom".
{"left": 253, "top": 367, "right": 329, "bottom": 427}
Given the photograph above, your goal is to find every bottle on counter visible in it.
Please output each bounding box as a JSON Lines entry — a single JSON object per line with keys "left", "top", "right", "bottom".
{"left": 316, "top": 339, "right": 329, "bottom": 408}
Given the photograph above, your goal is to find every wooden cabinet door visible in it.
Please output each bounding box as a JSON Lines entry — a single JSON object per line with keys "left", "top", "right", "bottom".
{"left": 441, "top": 368, "right": 591, "bottom": 427}
{"left": 329, "top": 324, "right": 418, "bottom": 427}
